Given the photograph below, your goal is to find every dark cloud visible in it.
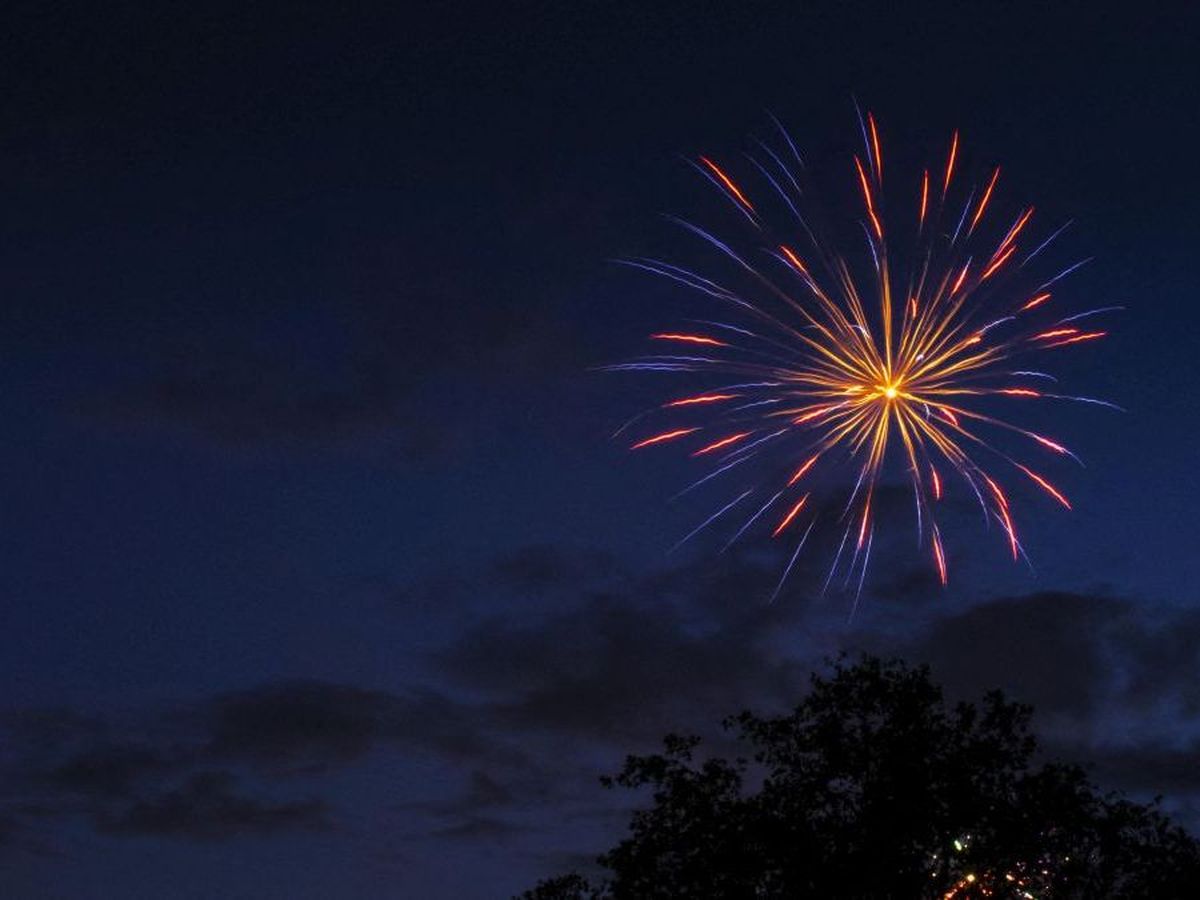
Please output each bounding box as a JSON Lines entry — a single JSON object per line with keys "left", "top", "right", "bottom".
{"left": 396, "top": 768, "right": 547, "bottom": 832}
{"left": 901, "top": 591, "right": 1130, "bottom": 721}
{"left": 879, "top": 588, "right": 1200, "bottom": 819}
{"left": 3, "top": 552, "right": 816, "bottom": 855}
{"left": 0, "top": 679, "right": 510, "bottom": 849}
{"left": 437, "top": 561, "right": 819, "bottom": 745}
{"left": 0, "top": 700, "right": 325, "bottom": 847}
{"left": 207, "top": 680, "right": 521, "bottom": 772}
{"left": 1118, "top": 607, "right": 1200, "bottom": 714}
{"left": 207, "top": 681, "right": 402, "bottom": 773}
{"left": 96, "top": 772, "right": 328, "bottom": 840}
{"left": 40, "top": 743, "right": 178, "bottom": 798}
{"left": 425, "top": 815, "right": 534, "bottom": 843}
{"left": 428, "top": 548, "right": 1200, "bottom": 837}
{"left": 4, "top": 549, "right": 1200, "bottom": 859}
{"left": 1, "top": 707, "right": 186, "bottom": 802}
{"left": 482, "top": 609, "right": 793, "bottom": 739}
{"left": 1075, "top": 740, "right": 1200, "bottom": 797}
{"left": 461, "top": 770, "right": 515, "bottom": 809}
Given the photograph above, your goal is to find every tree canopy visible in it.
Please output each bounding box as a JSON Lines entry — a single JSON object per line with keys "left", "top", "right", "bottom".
{"left": 521, "top": 656, "right": 1200, "bottom": 899}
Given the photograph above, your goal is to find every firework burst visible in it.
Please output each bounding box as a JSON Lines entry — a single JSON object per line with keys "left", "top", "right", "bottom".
{"left": 610, "top": 109, "right": 1117, "bottom": 601}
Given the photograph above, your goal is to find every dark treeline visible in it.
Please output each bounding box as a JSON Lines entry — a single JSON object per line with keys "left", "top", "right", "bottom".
{"left": 521, "top": 657, "right": 1200, "bottom": 899}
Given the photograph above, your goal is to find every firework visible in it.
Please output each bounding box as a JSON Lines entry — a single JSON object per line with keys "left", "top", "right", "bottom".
{"left": 611, "top": 110, "right": 1116, "bottom": 599}
{"left": 934, "top": 834, "right": 1059, "bottom": 898}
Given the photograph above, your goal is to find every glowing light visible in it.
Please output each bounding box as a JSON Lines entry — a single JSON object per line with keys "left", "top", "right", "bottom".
{"left": 779, "top": 244, "right": 809, "bottom": 274}
{"left": 939, "top": 833, "right": 1058, "bottom": 898}
{"left": 651, "top": 332, "right": 727, "bottom": 347}
{"left": 919, "top": 170, "right": 930, "bottom": 229}
{"left": 943, "top": 129, "right": 959, "bottom": 194}
{"left": 772, "top": 494, "right": 809, "bottom": 537}
{"left": 630, "top": 428, "right": 698, "bottom": 450}
{"left": 664, "top": 393, "right": 739, "bottom": 407}
{"left": 1022, "top": 291, "right": 1052, "bottom": 311}
{"left": 980, "top": 243, "right": 1016, "bottom": 280}
{"left": 692, "top": 432, "right": 752, "bottom": 456}
{"left": 788, "top": 454, "right": 820, "bottom": 485}
{"left": 698, "top": 155, "right": 755, "bottom": 213}
{"left": 968, "top": 167, "right": 1001, "bottom": 234}
{"left": 616, "top": 112, "right": 1113, "bottom": 594}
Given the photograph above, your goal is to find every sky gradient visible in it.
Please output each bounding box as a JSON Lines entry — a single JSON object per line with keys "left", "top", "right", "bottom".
{"left": 1, "top": 2, "right": 1199, "bottom": 897}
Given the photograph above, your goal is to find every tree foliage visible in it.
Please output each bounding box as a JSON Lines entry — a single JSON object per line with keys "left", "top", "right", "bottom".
{"left": 521, "top": 656, "right": 1200, "bottom": 898}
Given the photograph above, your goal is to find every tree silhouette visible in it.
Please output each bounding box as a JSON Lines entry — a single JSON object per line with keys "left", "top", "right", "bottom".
{"left": 521, "top": 656, "right": 1200, "bottom": 898}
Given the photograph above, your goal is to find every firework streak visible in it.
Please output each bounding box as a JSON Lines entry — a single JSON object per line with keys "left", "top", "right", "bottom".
{"left": 610, "top": 111, "right": 1117, "bottom": 600}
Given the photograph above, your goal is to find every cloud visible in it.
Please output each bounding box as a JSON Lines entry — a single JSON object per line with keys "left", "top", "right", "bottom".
{"left": 0, "top": 679, "right": 511, "bottom": 849}
{"left": 449, "top": 770, "right": 516, "bottom": 811}
{"left": 437, "top": 554, "right": 824, "bottom": 746}
{"left": 900, "top": 591, "right": 1129, "bottom": 722}
{"left": 4, "top": 548, "right": 1200, "bottom": 858}
{"left": 0, "top": 550, "right": 821, "bottom": 852}
{"left": 206, "top": 681, "right": 403, "bottom": 773}
{"left": 95, "top": 772, "right": 328, "bottom": 840}
{"left": 429, "top": 549, "right": 1200, "bottom": 835}
{"left": 2, "top": 707, "right": 187, "bottom": 804}
{"left": 206, "top": 680, "right": 524, "bottom": 772}
{"left": 1078, "top": 740, "right": 1200, "bottom": 797}
{"left": 39, "top": 742, "right": 179, "bottom": 798}
{"left": 424, "top": 815, "right": 534, "bottom": 842}
{"left": 1116, "top": 607, "right": 1200, "bottom": 715}
{"left": 878, "top": 588, "right": 1200, "bottom": 820}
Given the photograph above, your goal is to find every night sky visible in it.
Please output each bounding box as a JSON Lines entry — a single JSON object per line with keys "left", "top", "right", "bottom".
{"left": 2, "top": 2, "right": 1199, "bottom": 897}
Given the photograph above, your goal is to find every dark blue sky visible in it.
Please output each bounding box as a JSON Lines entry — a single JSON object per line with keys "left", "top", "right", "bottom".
{"left": 1, "top": 1, "right": 1198, "bottom": 896}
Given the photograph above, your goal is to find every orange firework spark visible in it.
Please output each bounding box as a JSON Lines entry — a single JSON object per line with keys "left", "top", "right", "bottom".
{"left": 936, "top": 833, "right": 1059, "bottom": 898}
{"left": 772, "top": 494, "right": 809, "bottom": 537}
{"left": 650, "top": 332, "right": 727, "bottom": 346}
{"left": 613, "top": 111, "right": 1117, "bottom": 599}
{"left": 629, "top": 428, "right": 698, "bottom": 450}
{"left": 664, "top": 393, "right": 740, "bottom": 407}
{"left": 692, "top": 432, "right": 752, "bottom": 456}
